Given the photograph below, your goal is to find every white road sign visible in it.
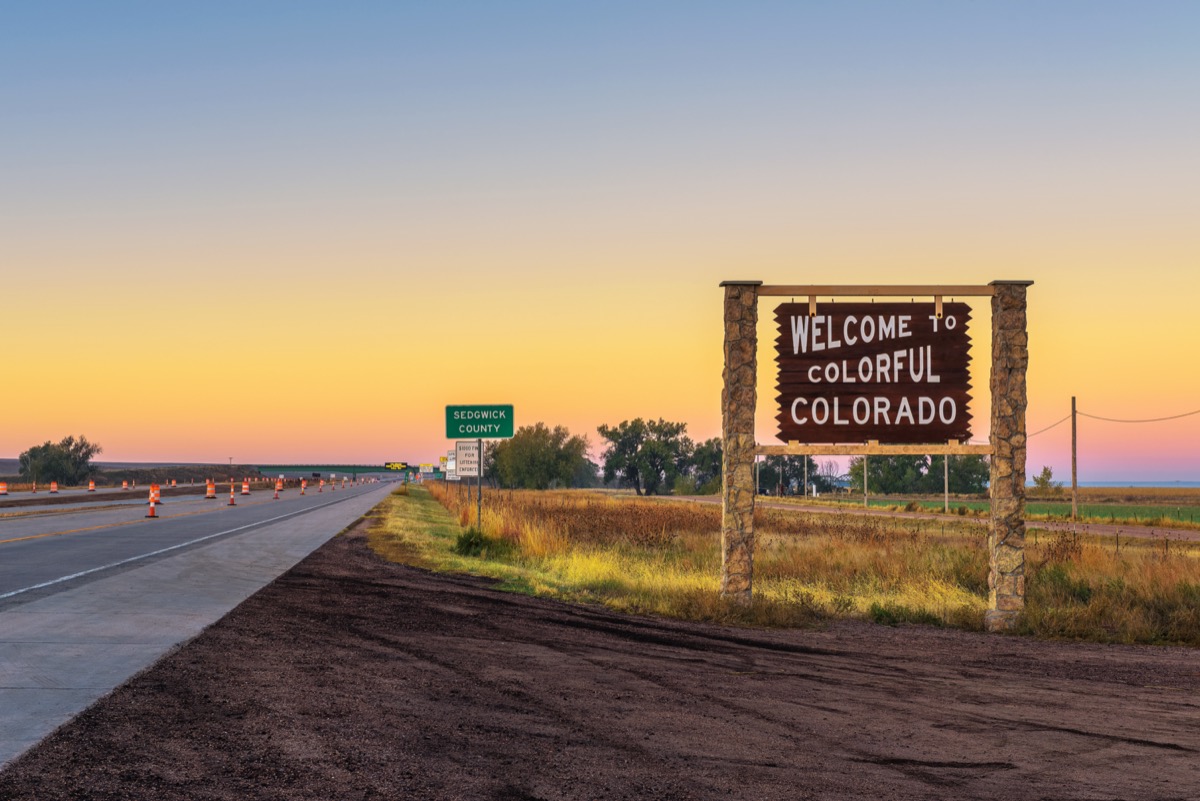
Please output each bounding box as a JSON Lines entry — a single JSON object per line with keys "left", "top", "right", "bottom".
{"left": 455, "top": 441, "right": 480, "bottom": 477}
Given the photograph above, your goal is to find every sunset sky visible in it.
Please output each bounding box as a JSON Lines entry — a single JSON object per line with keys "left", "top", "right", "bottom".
{"left": 3, "top": 2, "right": 1198, "bottom": 481}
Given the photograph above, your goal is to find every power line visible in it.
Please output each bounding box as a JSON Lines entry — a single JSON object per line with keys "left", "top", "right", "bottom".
{"left": 1077, "top": 408, "right": 1200, "bottom": 424}
{"left": 1028, "top": 414, "right": 1071, "bottom": 438}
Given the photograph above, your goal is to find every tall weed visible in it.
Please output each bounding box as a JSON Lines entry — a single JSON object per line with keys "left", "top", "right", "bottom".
{"left": 419, "top": 484, "right": 1200, "bottom": 644}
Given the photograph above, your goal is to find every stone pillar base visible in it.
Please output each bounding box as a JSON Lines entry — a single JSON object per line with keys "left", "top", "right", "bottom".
{"left": 986, "top": 280, "right": 1033, "bottom": 630}
{"left": 984, "top": 609, "right": 1019, "bottom": 632}
{"left": 719, "top": 280, "right": 761, "bottom": 603}
{"left": 721, "top": 587, "right": 752, "bottom": 606}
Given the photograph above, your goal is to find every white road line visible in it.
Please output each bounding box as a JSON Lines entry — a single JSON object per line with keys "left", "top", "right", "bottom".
{"left": 0, "top": 493, "right": 364, "bottom": 601}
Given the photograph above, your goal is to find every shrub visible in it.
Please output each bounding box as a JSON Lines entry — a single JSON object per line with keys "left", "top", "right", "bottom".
{"left": 672, "top": 474, "right": 698, "bottom": 496}
{"left": 452, "top": 527, "right": 515, "bottom": 560}
{"left": 869, "top": 602, "right": 943, "bottom": 627}
{"left": 1034, "top": 563, "right": 1093, "bottom": 604}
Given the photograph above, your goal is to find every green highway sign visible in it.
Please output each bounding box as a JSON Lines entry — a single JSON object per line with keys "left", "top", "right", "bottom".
{"left": 446, "top": 404, "right": 514, "bottom": 439}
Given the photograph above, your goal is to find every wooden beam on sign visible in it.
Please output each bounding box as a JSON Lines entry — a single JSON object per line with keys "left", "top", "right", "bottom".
{"left": 757, "top": 284, "right": 995, "bottom": 298}
{"left": 756, "top": 443, "right": 993, "bottom": 456}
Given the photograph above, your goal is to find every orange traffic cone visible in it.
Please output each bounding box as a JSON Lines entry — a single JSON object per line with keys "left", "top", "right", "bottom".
{"left": 88, "top": 480, "right": 96, "bottom": 492}
{"left": 50, "top": 481, "right": 59, "bottom": 494}
{"left": 32, "top": 482, "right": 37, "bottom": 494}
{"left": 318, "top": 480, "right": 324, "bottom": 493}
{"left": 0, "top": 482, "right": 7, "bottom": 495}
{"left": 242, "top": 480, "right": 250, "bottom": 496}
{"left": 146, "top": 497, "right": 158, "bottom": 519}
{"left": 273, "top": 485, "right": 280, "bottom": 500}
{"left": 228, "top": 483, "right": 237, "bottom": 506}
{"left": 122, "top": 480, "right": 129, "bottom": 491}
{"left": 300, "top": 479, "right": 306, "bottom": 496}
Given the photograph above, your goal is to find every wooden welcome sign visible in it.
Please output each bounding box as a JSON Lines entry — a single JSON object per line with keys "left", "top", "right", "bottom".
{"left": 774, "top": 302, "right": 973, "bottom": 444}
{"left": 720, "top": 281, "right": 1032, "bottom": 632}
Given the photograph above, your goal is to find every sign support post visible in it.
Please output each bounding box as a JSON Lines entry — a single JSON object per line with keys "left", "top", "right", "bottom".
{"left": 446, "top": 407, "right": 511, "bottom": 534}
{"left": 719, "top": 280, "right": 761, "bottom": 604}
{"left": 944, "top": 453, "right": 950, "bottom": 513}
{"left": 863, "top": 455, "right": 869, "bottom": 508}
{"left": 719, "top": 280, "right": 1030, "bottom": 631}
{"left": 985, "top": 280, "right": 1033, "bottom": 631}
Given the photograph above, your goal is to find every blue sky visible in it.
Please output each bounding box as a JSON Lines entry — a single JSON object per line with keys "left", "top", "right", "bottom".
{"left": 3, "top": 2, "right": 1199, "bottom": 479}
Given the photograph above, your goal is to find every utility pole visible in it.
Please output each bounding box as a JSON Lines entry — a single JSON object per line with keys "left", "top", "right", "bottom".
{"left": 1071, "top": 396, "right": 1078, "bottom": 523}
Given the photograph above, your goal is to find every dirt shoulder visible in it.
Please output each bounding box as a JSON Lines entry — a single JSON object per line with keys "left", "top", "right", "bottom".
{"left": 2, "top": 523, "right": 1198, "bottom": 800}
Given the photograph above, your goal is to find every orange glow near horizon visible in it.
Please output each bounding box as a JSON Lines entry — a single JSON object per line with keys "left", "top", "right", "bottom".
{"left": 3, "top": 5, "right": 1199, "bottom": 482}
{"left": 6, "top": 260, "right": 1200, "bottom": 483}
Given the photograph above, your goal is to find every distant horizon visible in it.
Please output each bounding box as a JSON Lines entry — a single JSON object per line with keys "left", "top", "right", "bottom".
{"left": 0, "top": 457, "right": 1194, "bottom": 488}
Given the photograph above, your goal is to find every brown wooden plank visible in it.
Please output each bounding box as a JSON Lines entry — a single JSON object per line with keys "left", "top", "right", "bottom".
{"left": 758, "top": 284, "right": 994, "bottom": 297}
{"left": 756, "top": 443, "right": 993, "bottom": 456}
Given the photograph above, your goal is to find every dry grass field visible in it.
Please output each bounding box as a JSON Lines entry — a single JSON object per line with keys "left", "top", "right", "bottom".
{"left": 368, "top": 485, "right": 1200, "bottom": 646}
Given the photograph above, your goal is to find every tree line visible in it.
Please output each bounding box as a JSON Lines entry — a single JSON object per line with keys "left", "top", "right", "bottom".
{"left": 11, "top": 428, "right": 987, "bottom": 496}
{"left": 477, "top": 418, "right": 989, "bottom": 496}
{"left": 847, "top": 453, "right": 989, "bottom": 495}
{"left": 480, "top": 418, "right": 722, "bottom": 494}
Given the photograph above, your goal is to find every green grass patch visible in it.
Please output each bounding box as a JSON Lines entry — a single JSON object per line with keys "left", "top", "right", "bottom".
{"left": 778, "top": 495, "right": 1200, "bottom": 529}
{"left": 868, "top": 602, "right": 944, "bottom": 627}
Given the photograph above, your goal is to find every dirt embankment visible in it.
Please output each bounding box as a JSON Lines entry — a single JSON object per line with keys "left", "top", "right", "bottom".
{"left": 2, "top": 524, "right": 1198, "bottom": 800}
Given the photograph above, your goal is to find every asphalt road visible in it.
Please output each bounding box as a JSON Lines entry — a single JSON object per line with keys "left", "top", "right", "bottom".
{"left": 0, "top": 481, "right": 386, "bottom": 600}
{"left": 0, "top": 480, "right": 399, "bottom": 766}
{"left": 1, "top": 484, "right": 203, "bottom": 500}
{"left": 0, "top": 480, "right": 272, "bottom": 511}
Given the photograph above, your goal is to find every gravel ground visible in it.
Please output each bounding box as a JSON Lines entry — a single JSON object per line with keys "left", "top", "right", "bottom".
{"left": 2, "top": 523, "right": 1198, "bottom": 800}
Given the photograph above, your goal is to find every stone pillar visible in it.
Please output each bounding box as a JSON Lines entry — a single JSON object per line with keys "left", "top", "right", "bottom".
{"left": 719, "top": 280, "right": 761, "bottom": 603}
{"left": 986, "top": 280, "right": 1033, "bottom": 631}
